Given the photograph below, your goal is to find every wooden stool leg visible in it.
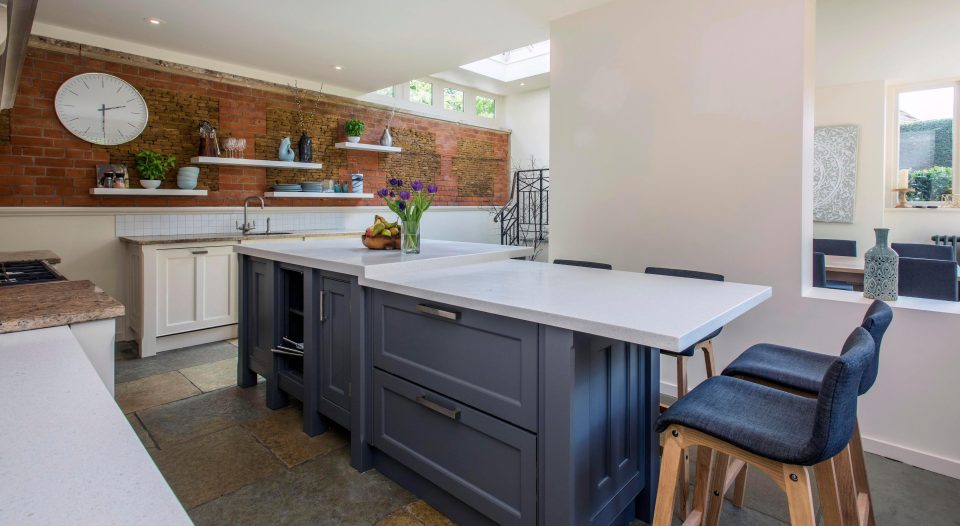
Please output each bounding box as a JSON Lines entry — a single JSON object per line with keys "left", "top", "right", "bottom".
{"left": 653, "top": 428, "right": 684, "bottom": 526}
{"left": 705, "top": 451, "right": 731, "bottom": 526}
{"left": 813, "top": 457, "right": 844, "bottom": 526}
{"left": 834, "top": 447, "right": 861, "bottom": 526}
{"left": 732, "top": 464, "right": 747, "bottom": 508}
{"left": 675, "top": 356, "right": 690, "bottom": 519}
{"left": 701, "top": 340, "right": 717, "bottom": 378}
{"left": 688, "top": 445, "right": 715, "bottom": 524}
{"left": 849, "top": 422, "right": 876, "bottom": 526}
{"left": 782, "top": 465, "right": 816, "bottom": 526}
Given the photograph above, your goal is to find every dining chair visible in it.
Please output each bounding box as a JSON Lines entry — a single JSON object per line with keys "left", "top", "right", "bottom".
{"left": 721, "top": 300, "right": 892, "bottom": 526}
{"left": 813, "top": 252, "right": 854, "bottom": 291}
{"left": 898, "top": 257, "right": 959, "bottom": 301}
{"left": 654, "top": 326, "right": 876, "bottom": 526}
{"left": 813, "top": 238, "right": 857, "bottom": 257}
{"left": 891, "top": 242, "right": 956, "bottom": 261}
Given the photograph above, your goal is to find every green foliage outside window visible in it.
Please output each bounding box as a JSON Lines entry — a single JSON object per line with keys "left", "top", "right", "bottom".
{"left": 409, "top": 80, "right": 433, "bottom": 105}
{"left": 908, "top": 166, "right": 954, "bottom": 201}
{"left": 476, "top": 96, "right": 495, "bottom": 118}
{"left": 444, "top": 88, "right": 464, "bottom": 112}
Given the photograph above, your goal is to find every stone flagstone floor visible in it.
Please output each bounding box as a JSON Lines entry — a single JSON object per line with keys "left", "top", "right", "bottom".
{"left": 116, "top": 340, "right": 960, "bottom": 526}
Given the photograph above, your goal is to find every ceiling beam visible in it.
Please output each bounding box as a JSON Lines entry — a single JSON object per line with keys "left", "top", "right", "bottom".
{"left": 0, "top": 0, "right": 39, "bottom": 110}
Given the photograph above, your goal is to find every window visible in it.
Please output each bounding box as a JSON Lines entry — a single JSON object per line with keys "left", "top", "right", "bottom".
{"left": 896, "top": 85, "right": 956, "bottom": 202}
{"left": 443, "top": 88, "right": 464, "bottom": 112}
{"left": 476, "top": 95, "right": 495, "bottom": 118}
{"left": 374, "top": 86, "right": 395, "bottom": 97}
{"left": 409, "top": 80, "right": 433, "bottom": 106}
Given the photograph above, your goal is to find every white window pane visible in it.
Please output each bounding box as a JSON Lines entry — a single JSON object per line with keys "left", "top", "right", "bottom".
{"left": 899, "top": 87, "right": 954, "bottom": 201}
{"left": 444, "top": 88, "right": 464, "bottom": 112}
{"left": 409, "top": 80, "right": 433, "bottom": 105}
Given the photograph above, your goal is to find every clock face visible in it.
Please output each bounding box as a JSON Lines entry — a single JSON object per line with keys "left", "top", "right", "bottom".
{"left": 54, "top": 73, "right": 149, "bottom": 146}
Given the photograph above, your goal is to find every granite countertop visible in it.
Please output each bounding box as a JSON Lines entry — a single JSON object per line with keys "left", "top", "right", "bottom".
{"left": 120, "top": 229, "right": 362, "bottom": 245}
{"left": 0, "top": 250, "right": 61, "bottom": 264}
{"left": 234, "top": 237, "right": 534, "bottom": 277}
{"left": 0, "top": 280, "right": 125, "bottom": 334}
{"left": 0, "top": 326, "right": 191, "bottom": 524}
{"left": 362, "top": 260, "right": 771, "bottom": 352}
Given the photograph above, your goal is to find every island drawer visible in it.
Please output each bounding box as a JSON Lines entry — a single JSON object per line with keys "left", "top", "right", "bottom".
{"left": 372, "top": 369, "right": 536, "bottom": 526}
{"left": 372, "top": 290, "right": 538, "bottom": 431}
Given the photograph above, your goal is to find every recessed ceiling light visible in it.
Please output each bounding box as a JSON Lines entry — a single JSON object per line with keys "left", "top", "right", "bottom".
{"left": 332, "top": 65, "right": 343, "bottom": 71}
{"left": 144, "top": 17, "right": 164, "bottom": 25}
{"left": 520, "top": 82, "right": 526, "bottom": 86}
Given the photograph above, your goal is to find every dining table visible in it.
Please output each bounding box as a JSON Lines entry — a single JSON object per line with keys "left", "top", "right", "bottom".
{"left": 825, "top": 255, "right": 960, "bottom": 290}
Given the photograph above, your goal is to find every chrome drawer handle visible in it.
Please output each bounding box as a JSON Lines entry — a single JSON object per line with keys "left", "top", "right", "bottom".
{"left": 191, "top": 250, "right": 209, "bottom": 255}
{"left": 416, "top": 395, "right": 461, "bottom": 420}
{"left": 415, "top": 304, "right": 460, "bottom": 321}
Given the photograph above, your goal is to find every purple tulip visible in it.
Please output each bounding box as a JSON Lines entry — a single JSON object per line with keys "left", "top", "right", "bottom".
{"left": 411, "top": 181, "right": 423, "bottom": 191}
{"left": 377, "top": 188, "right": 389, "bottom": 198}
{"left": 400, "top": 191, "right": 411, "bottom": 200}
{"left": 396, "top": 179, "right": 404, "bottom": 188}
{"left": 427, "top": 184, "right": 438, "bottom": 194}
{"left": 389, "top": 178, "right": 399, "bottom": 187}
{"left": 389, "top": 191, "right": 395, "bottom": 198}
{"left": 397, "top": 200, "right": 406, "bottom": 211}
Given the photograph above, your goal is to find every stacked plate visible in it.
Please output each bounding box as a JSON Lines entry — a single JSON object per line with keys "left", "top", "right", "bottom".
{"left": 273, "top": 183, "right": 302, "bottom": 192}
{"left": 301, "top": 182, "right": 323, "bottom": 193}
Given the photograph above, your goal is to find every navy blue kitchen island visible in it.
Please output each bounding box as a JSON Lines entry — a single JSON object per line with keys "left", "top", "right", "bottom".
{"left": 235, "top": 238, "right": 771, "bottom": 525}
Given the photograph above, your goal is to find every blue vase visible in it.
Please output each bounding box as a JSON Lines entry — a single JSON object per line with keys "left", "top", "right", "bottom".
{"left": 863, "top": 228, "right": 898, "bottom": 301}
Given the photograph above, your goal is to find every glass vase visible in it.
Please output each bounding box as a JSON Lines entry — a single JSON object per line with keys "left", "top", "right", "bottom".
{"left": 402, "top": 219, "right": 421, "bottom": 254}
{"left": 863, "top": 228, "right": 898, "bottom": 301}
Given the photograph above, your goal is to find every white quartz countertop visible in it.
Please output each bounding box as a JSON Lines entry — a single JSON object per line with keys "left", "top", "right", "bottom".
{"left": 234, "top": 237, "right": 533, "bottom": 276}
{"left": 0, "top": 327, "right": 191, "bottom": 525}
{"left": 364, "top": 260, "right": 772, "bottom": 352}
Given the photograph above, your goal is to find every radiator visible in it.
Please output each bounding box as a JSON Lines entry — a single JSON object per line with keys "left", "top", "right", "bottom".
{"left": 932, "top": 235, "right": 960, "bottom": 259}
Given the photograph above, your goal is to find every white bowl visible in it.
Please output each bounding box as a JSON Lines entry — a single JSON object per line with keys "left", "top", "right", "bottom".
{"left": 140, "top": 180, "right": 162, "bottom": 189}
{"left": 176, "top": 178, "right": 198, "bottom": 190}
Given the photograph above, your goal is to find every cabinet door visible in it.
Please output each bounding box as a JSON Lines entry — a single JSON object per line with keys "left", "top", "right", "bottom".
{"left": 157, "top": 246, "right": 237, "bottom": 336}
{"left": 244, "top": 257, "right": 275, "bottom": 377}
{"left": 320, "top": 276, "right": 351, "bottom": 412}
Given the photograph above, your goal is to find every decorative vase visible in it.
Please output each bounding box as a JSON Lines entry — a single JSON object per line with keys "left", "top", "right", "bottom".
{"left": 278, "top": 137, "right": 295, "bottom": 161}
{"left": 863, "top": 228, "right": 898, "bottom": 301}
{"left": 298, "top": 132, "right": 312, "bottom": 162}
{"left": 401, "top": 219, "right": 421, "bottom": 254}
{"left": 347, "top": 135, "right": 361, "bottom": 143}
{"left": 351, "top": 173, "right": 363, "bottom": 193}
{"left": 140, "top": 180, "right": 161, "bottom": 189}
{"left": 380, "top": 127, "right": 392, "bottom": 147}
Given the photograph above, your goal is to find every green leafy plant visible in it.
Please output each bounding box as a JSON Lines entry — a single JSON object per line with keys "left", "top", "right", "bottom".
{"left": 134, "top": 150, "right": 176, "bottom": 181}
{"left": 907, "top": 166, "right": 953, "bottom": 201}
{"left": 345, "top": 118, "right": 365, "bottom": 137}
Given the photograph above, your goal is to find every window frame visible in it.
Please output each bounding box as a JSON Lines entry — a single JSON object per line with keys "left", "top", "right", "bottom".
{"left": 887, "top": 80, "right": 960, "bottom": 207}
{"left": 361, "top": 78, "right": 504, "bottom": 128}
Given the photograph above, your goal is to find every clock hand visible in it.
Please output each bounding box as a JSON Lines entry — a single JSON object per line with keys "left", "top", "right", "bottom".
{"left": 99, "top": 103, "right": 106, "bottom": 142}
{"left": 101, "top": 105, "right": 127, "bottom": 111}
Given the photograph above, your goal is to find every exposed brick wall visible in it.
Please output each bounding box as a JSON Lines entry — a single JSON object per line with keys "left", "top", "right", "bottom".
{"left": 0, "top": 45, "right": 510, "bottom": 207}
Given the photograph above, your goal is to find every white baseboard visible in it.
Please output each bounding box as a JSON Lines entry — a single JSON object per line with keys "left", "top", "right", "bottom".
{"left": 155, "top": 325, "right": 238, "bottom": 354}
{"left": 660, "top": 380, "right": 960, "bottom": 480}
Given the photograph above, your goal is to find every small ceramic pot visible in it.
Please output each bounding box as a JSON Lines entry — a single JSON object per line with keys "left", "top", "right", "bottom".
{"left": 178, "top": 167, "right": 200, "bottom": 177}
{"left": 140, "top": 180, "right": 162, "bottom": 189}
{"left": 346, "top": 136, "right": 361, "bottom": 143}
{"left": 177, "top": 177, "right": 198, "bottom": 190}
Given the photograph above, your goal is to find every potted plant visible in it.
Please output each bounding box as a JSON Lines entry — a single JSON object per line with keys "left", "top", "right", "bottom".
{"left": 345, "top": 118, "right": 365, "bottom": 143}
{"left": 135, "top": 150, "right": 176, "bottom": 189}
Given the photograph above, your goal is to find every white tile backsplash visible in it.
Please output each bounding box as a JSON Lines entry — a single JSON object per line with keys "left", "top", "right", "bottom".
{"left": 115, "top": 210, "right": 351, "bottom": 237}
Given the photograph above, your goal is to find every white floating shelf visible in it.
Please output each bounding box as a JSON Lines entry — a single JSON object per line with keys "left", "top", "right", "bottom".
{"left": 189, "top": 156, "right": 323, "bottom": 170}
{"left": 334, "top": 142, "right": 401, "bottom": 153}
{"left": 264, "top": 192, "right": 375, "bottom": 199}
{"left": 90, "top": 188, "right": 208, "bottom": 196}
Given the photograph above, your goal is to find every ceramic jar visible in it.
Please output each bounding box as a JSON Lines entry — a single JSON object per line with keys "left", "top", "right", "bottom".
{"left": 863, "top": 228, "right": 898, "bottom": 301}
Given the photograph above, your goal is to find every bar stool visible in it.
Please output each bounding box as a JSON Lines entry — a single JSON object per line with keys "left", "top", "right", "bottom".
{"left": 654, "top": 326, "right": 876, "bottom": 526}
{"left": 721, "top": 300, "right": 891, "bottom": 526}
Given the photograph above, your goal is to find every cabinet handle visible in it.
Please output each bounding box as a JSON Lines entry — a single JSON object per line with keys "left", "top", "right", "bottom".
{"left": 191, "top": 250, "right": 209, "bottom": 255}
{"left": 271, "top": 347, "right": 304, "bottom": 357}
{"left": 415, "top": 304, "right": 461, "bottom": 321}
{"left": 416, "top": 395, "right": 461, "bottom": 420}
{"left": 319, "top": 290, "right": 326, "bottom": 322}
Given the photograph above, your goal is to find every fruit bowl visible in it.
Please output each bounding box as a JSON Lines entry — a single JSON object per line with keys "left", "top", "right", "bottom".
{"left": 361, "top": 234, "right": 400, "bottom": 250}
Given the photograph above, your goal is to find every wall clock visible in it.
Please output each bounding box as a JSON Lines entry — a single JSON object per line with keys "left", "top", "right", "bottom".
{"left": 54, "top": 73, "right": 149, "bottom": 146}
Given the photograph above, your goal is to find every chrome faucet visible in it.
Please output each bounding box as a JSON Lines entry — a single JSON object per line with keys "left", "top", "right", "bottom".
{"left": 237, "top": 196, "right": 265, "bottom": 234}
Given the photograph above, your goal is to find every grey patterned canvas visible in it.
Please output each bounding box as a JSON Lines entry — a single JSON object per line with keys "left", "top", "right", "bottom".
{"left": 814, "top": 125, "right": 859, "bottom": 223}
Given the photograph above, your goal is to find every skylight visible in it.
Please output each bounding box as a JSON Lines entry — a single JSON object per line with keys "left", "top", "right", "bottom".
{"left": 459, "top": 40, "right": 550, "bottom": 82}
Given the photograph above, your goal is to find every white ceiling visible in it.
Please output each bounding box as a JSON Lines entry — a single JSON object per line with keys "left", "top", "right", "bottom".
{"left": 817, "top": 0, "right": 960, "bottom": 86}
{"left": 32, "top": 0, "right": 611, "bottom": 95}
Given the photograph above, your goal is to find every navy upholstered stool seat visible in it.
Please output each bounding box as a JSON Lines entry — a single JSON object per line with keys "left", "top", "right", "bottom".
{"left": 653, "top": 327, "right": 876, "bottom": 526}
{"left": 718, "top": 300, "right": 892, "bottom": 526}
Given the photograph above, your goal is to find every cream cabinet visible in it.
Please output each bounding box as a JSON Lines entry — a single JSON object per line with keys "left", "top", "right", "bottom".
{"left": 156, "top": 245, "right": 238, "bottom": 336}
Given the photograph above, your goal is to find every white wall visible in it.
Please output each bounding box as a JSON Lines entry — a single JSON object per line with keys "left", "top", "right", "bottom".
{"left": 813, "top": 81, "right": 886, "bottom": 252}
{"left": 505, "top": 88, "right": 550, "bottom": 171}
{"left": 551, "top": 0, "right": 960, "bottom": 478}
